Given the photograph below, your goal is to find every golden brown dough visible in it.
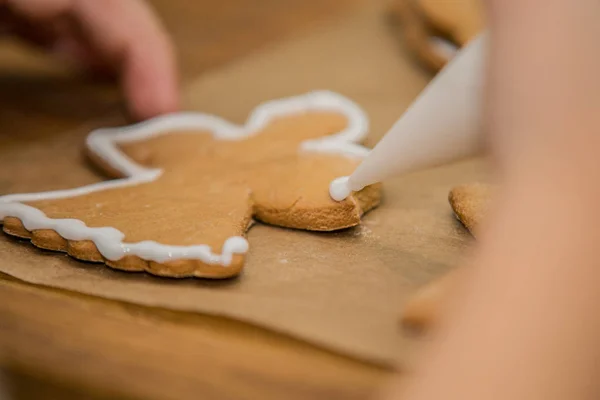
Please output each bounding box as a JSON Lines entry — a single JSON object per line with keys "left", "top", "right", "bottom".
{"left": 449, "top": 183, "right": 493, "bottom": 236}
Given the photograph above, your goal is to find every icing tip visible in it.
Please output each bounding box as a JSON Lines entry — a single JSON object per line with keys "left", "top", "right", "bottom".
{"left": 329, "top": 176, "right": 352, "bottom": 202}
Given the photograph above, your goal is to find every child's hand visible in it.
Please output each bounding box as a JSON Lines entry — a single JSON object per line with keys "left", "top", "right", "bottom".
{"left": 1, "top": 0, "right": 179, "bottom": 119}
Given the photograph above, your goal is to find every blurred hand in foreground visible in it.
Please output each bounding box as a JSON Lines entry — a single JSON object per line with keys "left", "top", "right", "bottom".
{"left": 0, "top": 0, "right": 179, "bottom": 119}
{"left": 385, "top": 0, "right": 600, "bottom": 399}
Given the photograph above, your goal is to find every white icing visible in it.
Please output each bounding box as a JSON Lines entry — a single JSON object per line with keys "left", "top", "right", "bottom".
{"left": 0, "top": 91, "right": 371, "bottom": 267}
{"left": 329, "top": 176, "right": 352, "bottom": 202}
{"left": 0, "top": 171, "right": 161, "bottom": 203}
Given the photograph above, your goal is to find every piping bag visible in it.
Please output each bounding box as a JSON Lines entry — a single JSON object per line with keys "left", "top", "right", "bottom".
{"left": 330, "top": 33, "right": 489, "bottom": 201}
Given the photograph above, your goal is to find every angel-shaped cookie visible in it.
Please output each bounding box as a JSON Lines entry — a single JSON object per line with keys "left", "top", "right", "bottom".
{"left": 0, "top": 92, "right": 381, "bottom": 279}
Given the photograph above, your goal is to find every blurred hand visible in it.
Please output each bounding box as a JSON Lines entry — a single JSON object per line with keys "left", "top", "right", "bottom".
{"left": 383, "top": 1, "right": 600, "bottom": 399}
{"left": 0, "top": 0, "right": 179, "bottom": 119}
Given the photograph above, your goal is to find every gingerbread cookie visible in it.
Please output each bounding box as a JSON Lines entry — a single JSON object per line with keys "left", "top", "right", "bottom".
{"left": 389, "top": 0, "right": 484, "bottom": 71}
{"left": 0, "top": 92, "right": 381, "bottom": 279}
{"left": 449, "top": 182, "right": 492, "bottom": 236}
{"left": 401, "top": 183, "right": 491, "bottom": 330}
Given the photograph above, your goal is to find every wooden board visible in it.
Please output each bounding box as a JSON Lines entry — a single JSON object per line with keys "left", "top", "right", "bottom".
{"left": 0, "top": 276, "right": 387, "bottom": 400}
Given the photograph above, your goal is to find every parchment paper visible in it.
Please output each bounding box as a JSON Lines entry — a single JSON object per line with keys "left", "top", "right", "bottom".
{"left": 0, "top": 4, "right": 488, "bottom": 366}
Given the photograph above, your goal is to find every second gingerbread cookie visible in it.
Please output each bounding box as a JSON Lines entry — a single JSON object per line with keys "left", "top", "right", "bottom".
{"left": 449, "top": 183, "right": 492, "bottom": 235}
{"left": 0, "top": 92, "right": 381, "bottom": 279}
{"left": 390, "top": 0, "right": 484, "bottom": 71}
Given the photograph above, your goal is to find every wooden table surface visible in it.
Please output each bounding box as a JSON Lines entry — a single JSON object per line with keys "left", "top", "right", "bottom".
{"left": 0, "top": 1, "right": 395, "bottom": 398}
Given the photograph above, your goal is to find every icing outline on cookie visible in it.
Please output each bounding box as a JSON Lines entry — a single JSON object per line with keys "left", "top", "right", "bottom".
{"left": 0, "top": 91, "right": 371, "bottom": 267}
{"left": 329, "top": 176, "right": 352, "bottom": 202}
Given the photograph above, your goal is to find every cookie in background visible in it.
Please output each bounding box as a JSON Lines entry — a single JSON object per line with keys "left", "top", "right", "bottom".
{"left": 401, "top": 183, "right": 492, "bottom": 330}
{"left": 389, "top": 0, "right": 484, "bottom": 72}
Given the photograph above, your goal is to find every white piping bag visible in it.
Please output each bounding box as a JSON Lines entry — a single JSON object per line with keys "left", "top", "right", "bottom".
{"left": 330, "top": 32, "right": 489, "bottom": 201}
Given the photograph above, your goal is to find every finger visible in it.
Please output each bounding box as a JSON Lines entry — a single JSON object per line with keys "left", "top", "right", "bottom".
{"left": 72, "top": 0, "right": 179, "bottom": 119}
{"left": 5, "top": 0, "right": 179, "bottom": 119}
{"left": 51, "top": 33, "right": 112, "bottom": 74}
{"left": 1, "top": 3, "right": 67, "bottom": 46}
{"left": 3, "top": 4, "right": 117, "bottom": 77}
{"left": 5, "top": 0, "right": 73, "bottom": 19}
